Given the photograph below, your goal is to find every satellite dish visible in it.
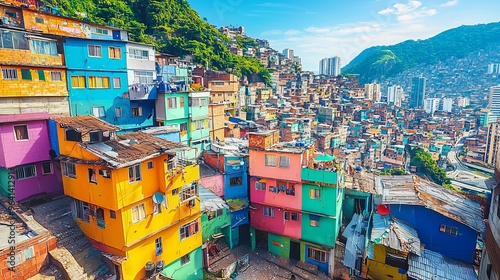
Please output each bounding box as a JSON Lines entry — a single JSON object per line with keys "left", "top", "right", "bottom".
{"left": 152, "top": 192, "right": 164, "bottom": 204}
{"left": 377, "top": 204, "right": 390, "bottom": 216}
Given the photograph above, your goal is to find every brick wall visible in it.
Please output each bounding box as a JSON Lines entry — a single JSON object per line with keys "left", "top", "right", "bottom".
{"left": 0, "top": 67, "right": 68, "bottom": 97}
{"left": 0, "top": 233, "right": 56, "bottom": 279}
{"left": 0, "top": 97, "right": 70, "bottom": 115}
{"left": 0, "top": 49, "right": 64, "bottom": 67}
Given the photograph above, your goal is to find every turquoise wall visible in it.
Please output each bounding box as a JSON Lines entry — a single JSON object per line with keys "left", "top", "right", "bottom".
{"left": 301, "top": 213, "right": 338, "bottom": 247}
{"left": 267, "top": 233, "right": 290, "bottom": 259}
{"left": 301, "top": 184, "right": 341, "bottom": 216}
{"left": 0, "top": 167, "right": 11, "bottom": 198}
{"left": 161, "top": 247, "right": 203, "bottom": 280}
{"left": 201, "top": 210, "right": 231, "bottom": 242}
{"left": 164, "top": 93, "right": 189, "bottom": 121}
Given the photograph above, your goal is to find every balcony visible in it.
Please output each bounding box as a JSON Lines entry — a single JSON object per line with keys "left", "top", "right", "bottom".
{"left": 301, "top": 153, "right": 340, "bottom": 186}
{"left": 129, "top": 84, "right": 157, "bottom": 100}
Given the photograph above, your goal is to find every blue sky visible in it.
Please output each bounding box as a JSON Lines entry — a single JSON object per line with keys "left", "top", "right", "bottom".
{"left": 187, "top": 0, "right": 500, "bottom": 72}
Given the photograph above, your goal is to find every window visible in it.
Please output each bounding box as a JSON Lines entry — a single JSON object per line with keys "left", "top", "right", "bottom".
{"left": 2, "top": 68, "right": 18, "bottom": 80}
{"left": 385, "top": 252, "right": 408, "bottom": 270}
{"left": 284, "top": 211, "right": 290, "bottom": 221}
{"left": 115, "top": 107, "right": 122, "bottom": 118}
{"left": 29, "top": 39, "right": 57, "bottom": 56}
{"left": 155, "top": 237, "right": 162, "bottom": 256}
{"left": 213, "top": 81, "right": 225, "bottom": 86}
{"left": 208, "top": 209, "right": 224, "bottom": 221}
{"left": 113, "top": 77, "right": 121, "bottom": 88}
{"left": 108, "top": 47, "right": 121, "bottom": 59}
{"left": 255, "top": 181, "right": 266, "bottom": 190}
{"left": 71, "top": 76, "right": 85, "bottom": 88}
{"left": 133, "top": 71, "right": 154, "bottom": 84}
{"left": 180, "top": 96, "right": 185, "bottom": 107}
{"left": 92, "top": 106, "right": 106, "bottom": 118}
{"left": 96, "top": 208, "right": 105, "bottom": 228}
{"left": 279, "top": 156, "right": 290, "bottom": 168}
{"left": 180, "top": 123, "right": 187, "bottom": 132}
{"left": 71, "top": 199, "right": 90, "bottom": 223}
{"left": 230, "top": 176, "right": 242, "bottom": 186}
{"left": 24, "top": 246, "right": 34, "bottom": 261}
{"left": 88, "top": 168, "right": 97, "bottom": 183}
{"left": 439, "top": 224, "right": 458, "bottom": 236}
{"left": 310, "top": 215, "right": 320, "bottom": 227}
{"left": 195, "top": 120, "right": 204, "bottom": 130}
{"left": 291, "top": 213, "right": 299, "bottom": 221}
{"left": 35, "top": 17, "right": 44, "bottom": 23}
{"left": 147, "top": 161, "right": 154, "bottom": 169}
{"left": 172, "top": 188, "right": 179, "bottom": 196}
{"left": 21, "top": 69, "right": 31, "bottom": 80}
{"left": 180, "top": 254, "right": 190, "bottom": 265}
{"left": 128, "top": 164, "right": 141, "bottom": 183}
{"left": 153, "top": 202, "right": 162, "bottom": 215}
{"left": 180, "top": 220, "right": 199, "bottom": 240}
{"left": 13, "top": 125, "right": 28, "bottom": 141}
{"left": 307, "top": 247, "right": 327, "bottom": 263}
{"left": 192, "top": 97, "right": 207, "bottom": 107}
{"left": 310, "top": 189, "right": 320, "bottom": 199}
{"left": 88, "top": 44, "right": 102, "bottom": 57}
{"left": 88, "top": 76, "right": 110, "bottom": 88}
{"left": 131, "top": 204, "right": 146, "bottom": 223}
{"left": 265, "top": 154, "right": 276, "bottom": 166}
{"left": 110, "top": 210, "right": 116, "bottom": 219}
{"left": 41, "top": 162, "right": 52, "bottom": 175}
{"left": 16, "top": 165, "right": 36, "bottom": 180}
{"left": 167, "top": 97, "right": 177, "bottom": 108}
{"left": 62, "top": 161, "right": 76, "bottom": 178}
{"left": 181, "top": 183, "right": 197, "bottom": 202}
{"left": 263, "top": 206, "right": 275, "bottom": 218}
{"left": 94, "top": 28, "right": 109, "bottom": 36}
{"left": 132, "top": 107, "right": 143, "bottom": 117}
{"left": 0, "top": 30, "right": 29, "bottom": 50}
{"left": 129, "top": 48, "right": 149, "bottom": 59}
{"left": 38, "top": 70, "right": 45, "bottom": 81}
{"left": 50, "top": 71, "right": 62, "bottom": 81}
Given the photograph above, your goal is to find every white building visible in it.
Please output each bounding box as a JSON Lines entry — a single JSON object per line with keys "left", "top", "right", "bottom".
{"left": 442, "top": 98, "right": 453, "bottom": 113}
{"left": 365, "top": 83, "right": 381, "bottom": 102}
{"left": 126, "top": 42, "right": 157, "bottom": 100}
{"left": 387, "top": 85, "right": 403, "bottom": 107}
{"left": 457, "top": 97, "right": 470, "bottom": 107}
{"left": 282, "top": 49, "right": 294, "bottom": 59}
{"left": 424, "top": 98, "right": 440, "bottom": 115}
{"left": 319, "top": 56, "right": 341, "bottom": 76}
{"left": 489, "top": 86, "right": 500, "bottom": 123}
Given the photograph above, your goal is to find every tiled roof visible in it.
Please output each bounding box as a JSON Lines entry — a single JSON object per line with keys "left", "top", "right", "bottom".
{"left": 52, "top": 115, "right": 121, "bottom": 135}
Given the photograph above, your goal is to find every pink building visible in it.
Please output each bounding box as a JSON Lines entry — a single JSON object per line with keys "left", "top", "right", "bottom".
{"left": 199, "top": 162, "right": 224, "bottom": 197}
{"left": 0, "top": 113, "right": 62, "bottom": 202}
{"left": 249, "top": 204, "right": 302, "bottom": 240}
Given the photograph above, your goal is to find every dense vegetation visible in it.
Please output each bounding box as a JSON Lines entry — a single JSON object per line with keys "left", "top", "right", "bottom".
{"left": 410, "top": 147, "right": 451, "bottom": 186}
{"left": 46, "top": 0, "right": 271, "bottom": 84}
{"left": 343, "top": 22, "right": 500, "bottom": 83}
{"left": 379, "top": 168, "right": 408, "bottom": 175}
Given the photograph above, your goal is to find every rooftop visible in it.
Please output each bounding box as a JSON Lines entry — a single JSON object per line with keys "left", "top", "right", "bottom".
{"left": 0, "top": 199, "right": 37, "bottom": 250}
{"left": 199, "top": 186, "right": 228, "bottom": 212}
{"left": 408, "top": 249, "right": 477, "bottom": 280}
{"left": 375, "top": 175, "right": 485, "bottom": 232}
{"left": 0, "top": 112, "right": 50, "bottom": 124}
{"left": 52, "top": 116, "right": 121, "bottom": 135}
{"left": 370, "top": 214, "right": 421, "bottom": 255}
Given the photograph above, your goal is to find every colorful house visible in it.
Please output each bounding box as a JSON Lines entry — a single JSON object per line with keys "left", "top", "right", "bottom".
{"left": 248, "top": 131, "right": 343, "bottom": 277}
{"left": 0, "top": 26, "right": 69, "bottom": 114}
{"left": 0, "top": 113, "right": 62, "bottom": 202}
{"left": 51, "top": 116, "right": 203, "bottom": 280}
{"left": 188, "top": 91, "right": 211, "bottom": 152}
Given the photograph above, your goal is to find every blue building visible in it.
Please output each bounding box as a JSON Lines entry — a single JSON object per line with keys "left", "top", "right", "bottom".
{"left": 374, "top": 175, "right": 484, "bottom": 264}
{"left": 64, "top": 37, "right": 157, "bottom": 131}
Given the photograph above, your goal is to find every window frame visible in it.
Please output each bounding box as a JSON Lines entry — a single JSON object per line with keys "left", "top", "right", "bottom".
{"left": 108, "top": 46, "right": 122, "bottom": 59}
{"left": 128, "top": 164, "right": 142, "bottom": 183}
{"left": 180, "top": 220, "right": 199, "bottom": 241}
{"left": 263, "top": 206, "right": 275, "bottom": 218}
{"left": 41, "top": 161, "right": 53, "bottom": 175}
{"left": 129, "top": 48, "right": 149, "bottom": 60}
{"left": 132, "top": 107, "right": 143, "bottom": 117}
{"left": 112, "top": 77, "right": 121, "bottom": 88}
{"left": 307, "top": 247, "right": 327, "bottom": 263}
{"left": 309, "top": 188, "right": 320, "bottom": 199}
{"left": 180, "top": 254, "right": 190, "bottom": 266}
{"left": 279, "top": 156, "right": 290, "bottom": 168}
{"left": 16, "top": 164, "right": 36, "bottom": 180}
{"left": 92, "top": 106, "right": 106, "bottom": 118}
{"left": 37, "top": 69, "right": 45, "bottom": 81}
{"left": 439, "top": 224, "right": 458, "bottom": 236}
{"left": 155, "top": 237, "right": 163, "bottom": 256}
{"left": 147, "top": 161, "right": 154, "bottom": 169}
{"left": 62, "top": 161, "right": 76, "bottom": 178}
{"left": 88, "top": 44, "right": 102, "bottom": 57}
{"left": 255, "top": 181, "right": 266, "bottom": 191}
{"left": 115, "top": 107, "right": 122, "bottom": 118}
{"left": 13, "top": 125, "right": 29, "bottom": 141}
{"left": 167, "top": 97, "right": 177, "bottom": 109}
{"left": 131, "top": 203, "right": 146, "bottom": 224}
{"left": 50, "top": 71, "right": 62, "bottom": 81}
{"left": 88, "top": 76, "right": 110, "bottom": 89}
{"left": 229, "top": 176, "right": 243, "bottom": 186}
{"left": 88, "top": 168, "right": 97, "bottom": 184}
{"left": 71, "top": 76, "right": 86, "bottom": 88}
{"left": 265, "top": 154, "right": 277, "bottom": 167}
{"left": 20, "top": 68, "right": 32, "bottom": 80}
{"left": 2, "top": 68, "right": 18, "bottom": 80}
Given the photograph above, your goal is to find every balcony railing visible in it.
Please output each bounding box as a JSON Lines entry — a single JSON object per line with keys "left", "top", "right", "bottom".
{"left": 301, "top": 167, "right": 339, "bottom": 186}
{"left": 129, "top": 84, "right": 157, "bottom": 100}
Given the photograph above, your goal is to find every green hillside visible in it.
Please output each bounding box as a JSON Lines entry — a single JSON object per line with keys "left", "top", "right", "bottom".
{"left": 45, "top": 0, "right": 270, "bottom": 84}
{"left": 343, "top": 22, "right": 500, "bottom": 83}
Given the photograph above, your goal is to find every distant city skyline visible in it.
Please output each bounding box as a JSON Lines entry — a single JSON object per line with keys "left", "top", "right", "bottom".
{"left": 187, "top": 0, "right": 500, "bottom": 72}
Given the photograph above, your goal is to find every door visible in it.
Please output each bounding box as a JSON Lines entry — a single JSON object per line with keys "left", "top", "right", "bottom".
{"left": 290, "top": 241, "right": 301, "bottom": 261}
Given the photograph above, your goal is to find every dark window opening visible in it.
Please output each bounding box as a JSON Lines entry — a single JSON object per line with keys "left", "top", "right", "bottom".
{"left": 230, "top": 176, "right": 243, "bottom": 186}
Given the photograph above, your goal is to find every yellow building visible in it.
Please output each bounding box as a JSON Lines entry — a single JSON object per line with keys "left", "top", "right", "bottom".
{"left": 52, "top": 116, "right": 203, "bottom": 280}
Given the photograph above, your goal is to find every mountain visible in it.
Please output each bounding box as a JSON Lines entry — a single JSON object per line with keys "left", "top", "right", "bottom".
{"left": 45, "top": 0, "right": 271, "bottom": 84}
{"left": 342, "top": 22, "right": 500, "bottom": 83}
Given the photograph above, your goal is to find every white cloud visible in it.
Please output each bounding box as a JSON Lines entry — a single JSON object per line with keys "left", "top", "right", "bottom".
{"left": 261, "top": 29, "right": 284, "bottom": 36}
{"left": 398, "top": 8, "right": 437, "bottom": 21}
{"left": 337, "top": 24, "right": 381, "bottom": 35}
{"left": 378, "top": 8, "right": 394, "bottom": 15}
{"left": 284, "top": 29, "right": 302, "bottom": 36}
{"left": 305, "top": 26, "right": 331, "bottom": 33}
{"left": 393, "top": 0, "right": 422, "bottom": 14}
{"left": 441, "top": 0, "right": 458, "bottom": 7}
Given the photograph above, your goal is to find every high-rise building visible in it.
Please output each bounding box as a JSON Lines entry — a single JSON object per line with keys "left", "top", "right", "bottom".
{"left": 442, "top": 98, "right": 453, "bottom": 113}
{"left": 365, "top": 83, "right": 381, "bottom": 102}
{"left": 410, "top": 77, "right": 426, "bottom": 108}
{"left": 457, "top": 97, "right": 470, "bottom": 108}
{"left": 424, "top": 98, "right": 440, "bottom": 115}
{"left": 318, "top": 57, "right": 341, "bottom": 76}
{"left": 485, "top": 119, "right": 500, "bottom": 166}
{"left": 282, "top": 49, "right": 294, "bottom": 59}
{"left": 387, "top": 85, "right": 403, "bottom": 107}
{"left": 489, "top": 86, "right": 500, "bottom": 122}
{"left": 487, "top": 63, "right": 500, "bottom": 74}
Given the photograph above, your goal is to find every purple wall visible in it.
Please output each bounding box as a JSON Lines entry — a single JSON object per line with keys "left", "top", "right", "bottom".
{"left": 0, "top": 119, "right": 52, "bottom": 168}
{"left": 14, "top": 161, "right": 63, "bottom": 201}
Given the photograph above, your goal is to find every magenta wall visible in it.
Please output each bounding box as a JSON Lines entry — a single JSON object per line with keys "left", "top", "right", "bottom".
{"left": 249, "top": 150, "right": 303, "bottom": 182}
{"left": 250, "top": 178, "right": 302, "bottom": 211}
{"left": 200, "top": 174, "right": 225, "bottom": 197}
{"left": 0, "top": 120, "right": 52, "bottom": 168}
{"left": 250, "top": 203, "right": 302, "bottom": 240}
{"left": 14, "top": 161, "right": 63, "bottom": 201}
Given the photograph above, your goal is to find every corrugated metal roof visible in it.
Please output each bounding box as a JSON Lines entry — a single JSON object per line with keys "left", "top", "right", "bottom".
{"left": 342, "top": 213, "right": 368, "bottom": 269}
{"left": 199, "top": 186, "right": 228, "bottom": 212}
{"left": 408, "top": 249, "right": 477, "bottom": 280}
{"left": 375, "top": 175, "right": 485, "bottom": 233}
{"left": 370, "top": 214, "right": 421, "bottom": 255}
